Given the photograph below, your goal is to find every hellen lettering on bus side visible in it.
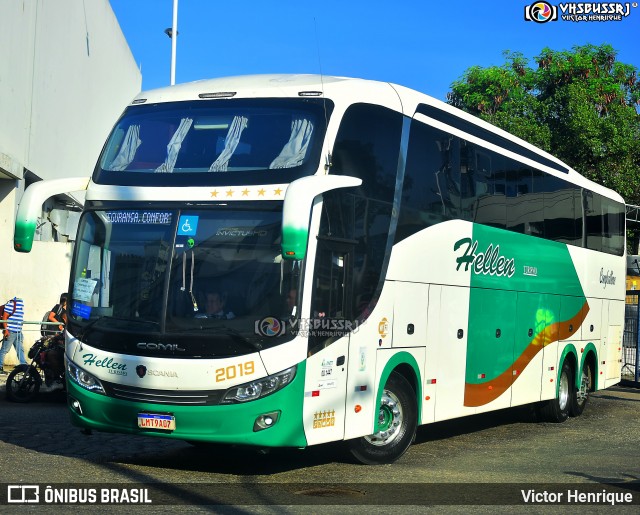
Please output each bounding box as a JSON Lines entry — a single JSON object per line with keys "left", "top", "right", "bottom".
{"left": 454, "top": 237, "right": 516, "bottom": 278}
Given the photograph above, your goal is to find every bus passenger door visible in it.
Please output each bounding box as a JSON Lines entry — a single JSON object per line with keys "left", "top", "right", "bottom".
{"left": 303, "top": 337, "right": 350, "bottom": 445}
{"left": 303, "top": 241, "right": 353, "bottom": 445}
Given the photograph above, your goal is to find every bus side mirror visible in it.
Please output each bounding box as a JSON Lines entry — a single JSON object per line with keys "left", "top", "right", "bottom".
{"left": 14, "top": 177, "right": 90, "bottom": 252}
{"left": 281, "top": 175, "right": 361, "bottom": 260}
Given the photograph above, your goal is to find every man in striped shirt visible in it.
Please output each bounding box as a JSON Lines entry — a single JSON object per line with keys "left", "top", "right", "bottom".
{"left": 1, "top": 297, "right": 27, "bottom": 373}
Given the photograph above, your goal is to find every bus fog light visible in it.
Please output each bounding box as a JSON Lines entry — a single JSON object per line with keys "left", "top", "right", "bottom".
{"left": 254, "top": 411, "right": 280, "bottom": 432}
{"left": 68, "top": 396, "right": 83, "bottom": 415}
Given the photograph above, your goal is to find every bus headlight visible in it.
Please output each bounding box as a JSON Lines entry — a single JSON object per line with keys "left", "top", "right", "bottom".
{"left": 66, "top": 358, "right": 105, "bottom": 395}
{"left": 221, "top": 365, "right": 296, "bottom": 404}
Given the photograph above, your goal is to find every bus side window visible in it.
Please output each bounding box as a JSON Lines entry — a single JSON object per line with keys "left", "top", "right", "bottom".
{"left": 309, "top": 103, "right": 403, "bottom": 355}
{"left": 506, "top": 164, "right": 533, "bottom": 234}
{"left": 396, "top": 120, "right": 459, "bottom": 243}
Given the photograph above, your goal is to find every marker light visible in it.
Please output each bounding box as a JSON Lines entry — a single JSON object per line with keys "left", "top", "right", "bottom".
{"left": 298, "top": 91, "right": 323, "bottom": 97}
{"left": 198, "top": 92, "right": 237, "bottom": 99}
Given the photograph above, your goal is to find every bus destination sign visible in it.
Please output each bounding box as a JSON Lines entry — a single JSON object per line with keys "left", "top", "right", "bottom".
{"left": 105, "top": 211, "right": 172, "bottom": 224}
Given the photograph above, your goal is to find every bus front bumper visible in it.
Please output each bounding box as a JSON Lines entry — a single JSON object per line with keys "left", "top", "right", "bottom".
{"left": 66, "top": 369, "right": 307, "bottom": 448}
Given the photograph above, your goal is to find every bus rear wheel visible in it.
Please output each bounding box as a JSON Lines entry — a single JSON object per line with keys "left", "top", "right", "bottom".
{"left": 539, "top": 361, "right": 572, "bottom": 423}
{"left": 348, "top": 372, "right": 417, "bottom": 465}
{"left": 570, "top": 361, "right": 593, "bottom": 417}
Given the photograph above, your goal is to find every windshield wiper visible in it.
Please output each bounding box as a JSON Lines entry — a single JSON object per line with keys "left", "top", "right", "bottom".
{"left": 77, "top": 315, "right": 159, "bottom": 341}
{"left": 212, "top": 326, "right": 263, "bottom": 352}
{"left": 200, "top": 326, "right": 263, "bottom": 352}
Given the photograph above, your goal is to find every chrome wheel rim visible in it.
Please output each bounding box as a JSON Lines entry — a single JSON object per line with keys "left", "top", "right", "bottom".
{"left": 365, "top": 389, "right": 403, "bottom": 446}
{"left": 558, "top": 369, "right": 570, "bottom": 410}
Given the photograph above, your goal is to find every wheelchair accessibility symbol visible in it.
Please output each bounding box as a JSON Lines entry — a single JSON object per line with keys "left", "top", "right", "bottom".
{"left": 178, "top": 215, "right": 199, "bottom": 236}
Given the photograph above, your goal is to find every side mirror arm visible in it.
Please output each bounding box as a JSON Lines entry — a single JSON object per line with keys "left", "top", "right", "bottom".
{"left": 281, "top": 175, "right": 361, "bottom": 260}
{"left": 14, "top": 177, "right": 90, "bottom": 252}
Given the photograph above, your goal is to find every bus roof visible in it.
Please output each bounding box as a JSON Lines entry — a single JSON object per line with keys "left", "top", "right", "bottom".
{"left": 132, "top": 74, "right": 354, "bottom": 104}
{"left": 130, "top": 74, "right": 623, "bottom": 204}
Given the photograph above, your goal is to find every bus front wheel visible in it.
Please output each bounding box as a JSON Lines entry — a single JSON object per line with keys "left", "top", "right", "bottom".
{"left": 348, "top": 371, "right": 417, "bottom": 465}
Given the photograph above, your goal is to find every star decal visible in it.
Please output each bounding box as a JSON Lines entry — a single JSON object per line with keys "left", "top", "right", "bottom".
{"left": 226, "top": 189, "right": 234, "bottom": 197}
{"left": 241, "top": 188, "right": 250, "bottom": 196}
{"left": 257, "top": 188, "right": 266, "bottom": 196}
{"left": 274, "top": 188, "right": 283, "bottom": 196}
{"left": 210, "top": 190, "right": 219, "bottom": 198}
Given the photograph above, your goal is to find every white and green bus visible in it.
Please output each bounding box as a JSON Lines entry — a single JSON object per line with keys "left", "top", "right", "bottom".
{"left": 15, "top": 75, "right": 625, "bottom": 464}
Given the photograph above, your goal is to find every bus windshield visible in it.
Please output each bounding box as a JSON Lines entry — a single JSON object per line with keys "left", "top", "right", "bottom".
{"left": 68, "top": 205, "right": 302, "bottom": 356}
{"left": 93, "top": 98, "right": 332, "bottom": 187}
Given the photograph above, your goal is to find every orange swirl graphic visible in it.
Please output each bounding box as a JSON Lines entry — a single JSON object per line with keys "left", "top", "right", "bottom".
{"left": 463, "top": 301, "right": 589, "bottom": 407}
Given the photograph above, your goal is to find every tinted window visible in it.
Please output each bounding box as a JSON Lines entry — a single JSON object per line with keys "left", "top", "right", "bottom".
{"left": 396, "top": 120, "right": 458, "bottom": 242}
{"left": 396, "top": 115, "right": 624, "bottom": 256}
{"left": 93, "top": 98, "right": 332, "bottom": 187}
{"left": 602, "top": 196, "right": 625, "bottom": 256}
{"left": 506, "top": 164, "right": 532, "bottom": 234}
{"left": 585, "top": 192, "right": 625, "bottom": 255}
{"left": 473, "top": 146, "right": 506, "bottom": 229}
{"left": 331, "top": 103, "right": 402, "bottom": 202}
{"left": 310, "top": 104, "right": 402, "bottom": 354}
{"left": 544, "top": 175, "right": 576, "bottom": 244}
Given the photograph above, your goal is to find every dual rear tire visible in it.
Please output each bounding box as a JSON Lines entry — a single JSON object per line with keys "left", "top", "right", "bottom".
{"left": 539, "top": 360, "right": 593, "bottom": 422}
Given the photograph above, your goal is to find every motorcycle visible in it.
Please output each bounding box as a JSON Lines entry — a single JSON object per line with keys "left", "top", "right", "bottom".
{"left": 5, "top": 334, "right": 65, "bottom": 402}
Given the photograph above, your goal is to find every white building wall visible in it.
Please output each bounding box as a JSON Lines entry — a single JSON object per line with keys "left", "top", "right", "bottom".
{"left": 0, "top": 0, "right": 141, "bottom": 364}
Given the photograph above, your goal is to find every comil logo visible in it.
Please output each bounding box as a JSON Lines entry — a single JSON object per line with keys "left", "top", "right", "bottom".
{"left": 525, "top": 2, "right": 559, "bottom": 22}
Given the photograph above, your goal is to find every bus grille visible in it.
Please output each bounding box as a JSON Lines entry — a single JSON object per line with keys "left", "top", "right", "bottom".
{"left": 102, "top": 381, "right": 225, "bottom": 406}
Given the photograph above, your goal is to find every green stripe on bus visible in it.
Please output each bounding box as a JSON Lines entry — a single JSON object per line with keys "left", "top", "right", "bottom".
{"left": 463, "top": 225, "right": 587, "bottom": 406}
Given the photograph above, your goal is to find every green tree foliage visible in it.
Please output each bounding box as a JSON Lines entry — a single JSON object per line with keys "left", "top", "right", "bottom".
{"left": 448, "top": 44, "right": 640, "bottom": 204}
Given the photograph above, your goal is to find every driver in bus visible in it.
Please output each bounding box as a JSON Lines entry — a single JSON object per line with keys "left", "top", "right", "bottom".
{"left": 195, "top": 291, "right": 235, "bottom": 320}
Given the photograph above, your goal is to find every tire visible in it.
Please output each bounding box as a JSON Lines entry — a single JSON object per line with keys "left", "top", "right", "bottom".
{"left": 570, "top": 361, "right": 593, "bottom": 417}
{"left": 348, "top": 372, "right": 417, "bottom": 465}
{"left": 6, "top": 364, "right": 42, "bottom": 403}
{"left": 539, "top": 361, "right": 572, "bottom": 423}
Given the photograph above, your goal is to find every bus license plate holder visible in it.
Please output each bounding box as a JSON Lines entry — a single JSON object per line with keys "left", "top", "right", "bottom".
{"left": 137, "top": 412, "right": 176, "bottom": 431}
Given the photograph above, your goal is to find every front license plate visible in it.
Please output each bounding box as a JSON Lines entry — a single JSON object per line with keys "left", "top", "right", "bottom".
{"left": 137, "top": 413, "right": 176, "bottom": 431}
